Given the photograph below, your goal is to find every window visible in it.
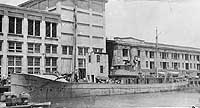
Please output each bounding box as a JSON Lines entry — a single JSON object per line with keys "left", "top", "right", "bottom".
{"left": 146, "top": 61, "right": 148, "bottom": 68}
{"left": 28, "top": 43, "right": 33, "bottom": 53}
{"left": 190, "top": 63, "right": 192, "bottom": 69}
{"left": 28, "top": 43, "right": 41, "bottom": 53}
{"left": 137, "top": 50, "right": 140, "bottom": 57}
{"left": 8, "top": 56, "right": 22, "bottom": 75}
{"left": 45, "top": 58, "right": 51, "bottom": 66}
{"left": 197, "top": 64, "right": 200, "bottom": 70}
{"left": 145, "top": 51, "right": 148, "bottom": 58}
{"left": 150, "top": 61, "right": 155, "bottom": 69}
{"left": 45, "top": 57, "right": 57, "bottom": 73}
{"left": 9, "top": 17, "right": 22, "bottom": 34}
{"left": 100, "top": 66, "right": 103, "bottom": 73}
{"left": 97, "top": 55, "right": 100, "bottom": 62}
{"left": 45, "top": 44, "right": 57, "bottom": 54}
{"left": 150, "top": 51, "right": 154, "bottom": 58}
{"left": 89, "top": 55, "right": 91, "bottom": 63}
{"left": 78, "top": 47, "right": 83, "bottom": 55}
{"left": 185, "top": 63, "right": 189, "bottom": 70}
{"left": 0, "top": 56, "right": 2, "bottom": 78}
{"left": 173, "top": 62, "right": 178, "bottom": 70}
{"left": 8, "top": 41, "right": 22, "bottom": 52}
{"left": 28, "top": 19, "right": 40, "bottom": 36}
{"left": 27, "top": 57, "right": 40, "bottom": 74}
{"left": 161, "top": 52, "right": 168, "bottom": 59}
{"left": 46, "top": 44, "right": 51, "bottom": 53}
{"left": 78, "top": 47, "right": 88, "bottom": 56}
{"left": 46, "top": 22, "right": 57, "bottom": 38}
{"left": 62, "top": 46, "right": 67, "bottom": 54}
{"left": 35, "top": 44, "right": 40, "bottom": 53}
{"left": 62, "top": 46, "right": 73, "bottom": 55}
{"left": 197, "top": 55, "right": 200, "bottom": 61}
{"left": 52, "top": 23, "right": 57, "bottom": 37}
{"left": 0, "top": 15, "right": 2, "bottom": 33}
{"left": 46, "top": 22, "right": 50, "bottom": 37}
{"left": 93, "top": 48, "right": 103, "bottom": 53}
{"left": 78, "top": 58, "right": 86, "bottom": 68}
{"left": 122, "top": 49, "right": 128, "bottom": 57}
{"left": 171, "top": 53, "right": 179, "bottom": 60}
{"left": 69, "top": 46, "right": 73, "bottom": 55}
{"left": 52, "top": 58, "right": 57, "bottom": 66}
{"left": 185, "top": 54, "right": 189, "bottom": 60}
{"left": 52, "top": 45, "right": 57, "bottom": 54}
{"left": 0, "top": 41, "right": 2, "bottom": 51}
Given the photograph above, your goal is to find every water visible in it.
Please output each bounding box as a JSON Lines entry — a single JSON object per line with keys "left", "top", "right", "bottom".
{"left": 51, "top": 89, "right": 200, "bottom": 108}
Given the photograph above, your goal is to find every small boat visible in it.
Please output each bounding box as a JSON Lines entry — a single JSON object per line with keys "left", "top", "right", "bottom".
{"left": 1, "top": 102, "right": 51, "bottom": 108}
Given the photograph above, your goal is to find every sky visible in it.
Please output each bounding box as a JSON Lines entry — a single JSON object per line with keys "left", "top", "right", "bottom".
{"left": 0, "top": 0, "right": 200, "bottom": 48}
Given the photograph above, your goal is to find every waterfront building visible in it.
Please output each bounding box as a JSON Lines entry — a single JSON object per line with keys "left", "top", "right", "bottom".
{"left": 0, "top": 0, "right": 108, "bottom": 82}
{"left": 107, "top": 37, "right": 200, "bottom": 83}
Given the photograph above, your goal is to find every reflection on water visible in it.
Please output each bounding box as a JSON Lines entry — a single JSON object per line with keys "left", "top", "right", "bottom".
{"left": 51, "top": 89, "right": 200, "bottom": 108}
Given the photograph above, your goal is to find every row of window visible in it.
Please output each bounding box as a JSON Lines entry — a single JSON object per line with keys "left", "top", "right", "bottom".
{"left": 0, "top": 16, "right": 57, "bottom": 38}
{"left": 122, "top": 49, "right": 200, "bottom": 62}
{"left": 7, "top": 56, "right": 57, "bottom": 75}
{"left": 78, "top": 54, "right": 101, "bottom": 68}
{"left": 145, "top": 61, "right": 200, "bottom": 70}
{"left": 78, "top": 47, "right": 103, "bottom": 56}
{"left": 6, "top": 41, "right": 73, "bottom": 55}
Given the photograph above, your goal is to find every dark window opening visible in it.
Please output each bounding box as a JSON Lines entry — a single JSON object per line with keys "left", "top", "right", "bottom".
{"left": 9, "top": 17, "right": 15, "bottom": 33}
{"left": 16, "top": 18, "right": 22, "bottom": 34}
{"left": 150, "top": 61, "right": 155, "bottom": 69}
{"left": 185, "top": 63, "right": 189, "bottom": 70}
{"left": 89, "top": 55, "right": 91, "bottom": 63}
{"left": 52, "top": 23, "right": 57, "bottom": 37}
{"left": 100, "top": 66, "right": 103, "bottom": 73}
{"left": 97, "top": 55, "right": 100, "bottom": 62}
{"left": 35, "top": 20, "right": 40, "bottom": 36}
{"left": 0, "top": 15, "right": 2, "bottom": 32}
{"left": 28, "top": 20, "right": 33, "bottom": 35}
{"left": 122, "top": 49, "right": 128, "bottom": 57}
{"left": 137, "top": 50, "right": 140, "bottom": 57}
{"left": 46, "top": 22, "right": 51, "bottom": 37}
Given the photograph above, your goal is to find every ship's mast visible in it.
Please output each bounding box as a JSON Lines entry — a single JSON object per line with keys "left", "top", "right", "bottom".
{"left": 72, "top": 0, "right": 77, "bottom": 82}
{"left": 155, "top": 27, "right": 158, "bottom": 78}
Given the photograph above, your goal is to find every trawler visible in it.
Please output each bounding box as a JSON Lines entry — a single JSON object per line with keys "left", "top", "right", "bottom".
{"left": 11, "top": 73, "right": 188, "bottom": 102}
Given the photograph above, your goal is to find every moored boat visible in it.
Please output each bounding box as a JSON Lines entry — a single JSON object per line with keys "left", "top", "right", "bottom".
{"left": 11, "top": 73, "right": 188, "bottom": 102}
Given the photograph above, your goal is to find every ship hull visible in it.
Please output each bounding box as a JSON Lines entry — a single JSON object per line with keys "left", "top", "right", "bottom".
{"left": 11, "top": 73, "right": 188, "bottom": 102}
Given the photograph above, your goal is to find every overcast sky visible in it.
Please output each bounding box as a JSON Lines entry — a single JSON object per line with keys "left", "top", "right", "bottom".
{"left": 1, "top": 0, "right": 200, "bottom": 48}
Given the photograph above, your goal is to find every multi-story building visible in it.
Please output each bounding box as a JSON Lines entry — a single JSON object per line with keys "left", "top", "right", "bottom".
{"left": 0, "top": 4, "right": 61, "bottom": 78}
{"left": 107, "top": 37, "right": 200, "bottom": 80}
{"left": 0, "top": 0, "right": 108, "bottom": 81}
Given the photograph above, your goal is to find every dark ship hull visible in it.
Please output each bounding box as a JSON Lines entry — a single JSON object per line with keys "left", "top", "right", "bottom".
{"left": 11, "top": 73, "right": 188, "bottom": 102}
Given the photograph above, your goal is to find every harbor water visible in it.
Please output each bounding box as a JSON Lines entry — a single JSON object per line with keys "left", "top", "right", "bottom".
{"left": 50, "top": 89, "right": 200, "bottom": 108}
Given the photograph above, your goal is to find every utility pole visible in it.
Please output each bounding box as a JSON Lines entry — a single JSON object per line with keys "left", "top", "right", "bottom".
{"left": 72, "top": 0, "right": 77, "bottom": 82}
{"left": 155, "top": 27, "right": 159, "bottom": 78}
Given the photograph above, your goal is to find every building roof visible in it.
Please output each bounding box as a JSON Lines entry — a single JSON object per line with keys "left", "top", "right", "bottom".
{"left": 18, "top": 0, "right": 109, "bottom": 7}
{"left": 111, "top": 37, "right": 200, "bottom": 53}
{"left": 0, "top": 3, "right": 60, "bottom": 17}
